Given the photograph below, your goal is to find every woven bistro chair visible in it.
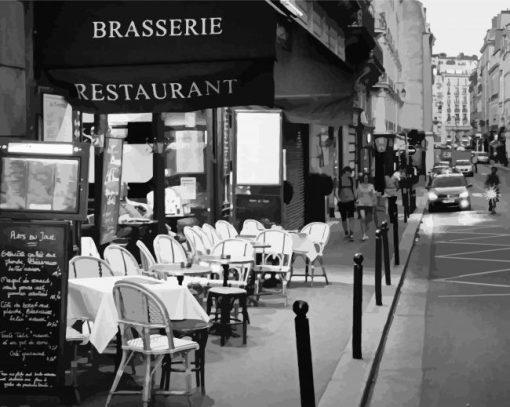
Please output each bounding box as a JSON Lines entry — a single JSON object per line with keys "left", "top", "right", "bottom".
{"left": 103, "top": 244, "right": 142, "bottom": 276}
{"left": 106, "top": 280, "right": 199, "bottom": 407}
{"left": 69, "top": 256, "right": 120, "bottom": 278}
{"left": 136, "top": 240, "right": 157, "bottom": 272}
{"left": 183, "top": 226, "right": 209, "bottom": 261}
{"left": 214, "top": 220, "right": 238, "bottom": 240}
{"left": 80, "top": 236, "right": 101, "bottom": 258}
{"left": 252, "top": 230, "right": 293, "bottom": 306}
{"left": 192, "top": 225, "right": 213, "bottom": 253}
{"left": 209, "top": 239, "right": 255, "bottom": 287}
{"left": 202, "top": 223, "right": 222, "bottom": 246}
{"left": 240, "top": 219, "right": 265, "bottom": 236}
{"left": 153, "top": 234, "right": 189, "bottom": 265}
{"left": 299, "top": 222, "right": 331, "bottom": 285}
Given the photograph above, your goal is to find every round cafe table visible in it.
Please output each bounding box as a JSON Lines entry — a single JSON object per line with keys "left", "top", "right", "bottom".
{"left": 150, "top": 263, "right": 212, "bottom": 286}
{"left": 199, "top": 255, "right": 254, "bottom": 287}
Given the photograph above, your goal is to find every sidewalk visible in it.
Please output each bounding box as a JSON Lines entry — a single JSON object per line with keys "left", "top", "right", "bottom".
{"left": 67, "top": 190, "right": 427, "bottom": 407}
{"left": 319, "top": 186, "right": 427, "bottom": 407}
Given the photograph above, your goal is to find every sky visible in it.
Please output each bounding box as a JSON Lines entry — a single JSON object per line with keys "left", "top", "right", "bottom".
{"left": 419, "top": 0, "right": 510, "bottom": 57}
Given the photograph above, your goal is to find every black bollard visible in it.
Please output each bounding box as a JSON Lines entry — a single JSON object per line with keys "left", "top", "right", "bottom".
{"left": 393, "top": 218, "right": 400, "bottom": 265}
{"left": 293, "top": 300, "right": 316, "bottom": 407}
{"left": 353, "top": 254, "right": 363, "bottom": 360}
{"left": 375, "top": 229, "right": 382, "bottom": 306}
{"left": 381, "top": 221, "right": 391, "bottom": 286}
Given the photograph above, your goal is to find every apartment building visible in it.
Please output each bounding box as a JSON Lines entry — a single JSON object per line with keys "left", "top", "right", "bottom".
{"left": 432, "top": 53, "right": 478, "bottom": 145}
{"left": 469, "top": 10, "right": 510, "bottom": 160}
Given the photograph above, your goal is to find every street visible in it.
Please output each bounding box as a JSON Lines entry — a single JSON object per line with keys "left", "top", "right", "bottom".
{"left": 367, "top": 165, "right": 510, "bottom": 406}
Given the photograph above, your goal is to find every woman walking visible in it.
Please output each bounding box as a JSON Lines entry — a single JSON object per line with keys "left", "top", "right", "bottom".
{"left": 356, "top": 173, "right": 377, "bottom": 241}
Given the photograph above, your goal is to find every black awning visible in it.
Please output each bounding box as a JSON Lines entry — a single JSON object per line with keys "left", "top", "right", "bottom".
{"left": 274, "top": 24, "right": 354, "bottom": 126}
{"left": 34, "top": 1, "right": 276, "bottom": 113}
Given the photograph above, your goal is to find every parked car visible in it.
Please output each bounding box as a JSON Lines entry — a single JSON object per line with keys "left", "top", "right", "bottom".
{"left": 475, "top": 151, "right": 489, "bottom": 164}
{"left": 454, "top": 159, "right": 474, "bottom": 177}
{"left": 427, "top": 173, "right": 472, "bottom": 212}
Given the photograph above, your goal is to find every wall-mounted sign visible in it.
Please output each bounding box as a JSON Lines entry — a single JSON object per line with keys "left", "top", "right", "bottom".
{"left": 42, "top": 94, "right": 73, "bottom": 142}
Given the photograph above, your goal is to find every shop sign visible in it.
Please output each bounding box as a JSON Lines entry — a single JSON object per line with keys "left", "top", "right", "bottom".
{"left": 34, "top": 1, "right": 276, "bottom": 113}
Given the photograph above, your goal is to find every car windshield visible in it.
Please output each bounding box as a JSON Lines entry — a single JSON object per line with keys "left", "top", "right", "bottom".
{"left": 432, "top": 176, "right": 467, "bottom": 188}
{"left": 456, "top": 160, "right": 470, "bottom": 165}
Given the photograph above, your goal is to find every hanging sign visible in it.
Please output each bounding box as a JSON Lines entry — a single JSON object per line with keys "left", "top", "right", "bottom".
{"left": 34, "top": 1, "right": 276, "bottom": 113}
{"left": 99, "top": 136, "right": 124, "bottom": 245}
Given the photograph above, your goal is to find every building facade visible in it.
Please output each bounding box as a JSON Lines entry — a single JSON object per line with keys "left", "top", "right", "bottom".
{"left": 432, "top": 53, "right": 478, "bottom": 145}
{"left": 469, "top": 10, "right": 510, "bottom": 159}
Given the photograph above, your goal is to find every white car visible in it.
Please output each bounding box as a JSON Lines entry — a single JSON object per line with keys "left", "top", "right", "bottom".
{"left": 454, "top": 159, "right": 474, "bottom": 177}
{"left": 475, "top": 151, "right": 489, "bottom": 163}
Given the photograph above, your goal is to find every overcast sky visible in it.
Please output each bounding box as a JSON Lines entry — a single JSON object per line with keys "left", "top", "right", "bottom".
{"left": 418, "top": 0, "right": 510, "bottom": 57}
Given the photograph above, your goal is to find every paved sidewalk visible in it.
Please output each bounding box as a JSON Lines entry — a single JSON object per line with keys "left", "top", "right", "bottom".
{"left": 61, "top": 189, "right": 427, "bottom": 407}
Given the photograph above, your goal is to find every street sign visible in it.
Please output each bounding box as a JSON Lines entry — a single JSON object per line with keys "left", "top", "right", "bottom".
{"left": 408, "top": 146, "right": 417, "bottom": 155}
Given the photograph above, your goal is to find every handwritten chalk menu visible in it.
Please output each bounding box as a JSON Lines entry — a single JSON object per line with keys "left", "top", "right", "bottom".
{"left": 0, "top": 221, "right": 69, "bottom": 395}
{"left": 99, "top": 137, "right": 124, "bottom": 245}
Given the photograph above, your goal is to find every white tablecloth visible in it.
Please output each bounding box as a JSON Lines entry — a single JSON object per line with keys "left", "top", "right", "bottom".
{"left": 291, "top": 233, "right": 318, "bottom": 262}
{"left": 67, "top": 276, "right": 209, "bottom": 353}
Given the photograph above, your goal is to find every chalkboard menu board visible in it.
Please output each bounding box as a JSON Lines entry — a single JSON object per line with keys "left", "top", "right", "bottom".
{"left": 0, "top": 221, "right": 70, "bottom": 396}
{"left": 99, "top": 136, "right": 124, "bottom": 245}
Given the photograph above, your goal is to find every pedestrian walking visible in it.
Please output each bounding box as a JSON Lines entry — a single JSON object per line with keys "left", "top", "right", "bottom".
{"left": 471, "top": 153, "right": 478, "bottom": 174}
{"left": 356, "top": 173, "right": 377, "bottom": 241}
{"left": 336, "top": 166, "right": 356, "bottom": 241}
{"left": 384, "top": 172, "right": 399, "bottom": 223}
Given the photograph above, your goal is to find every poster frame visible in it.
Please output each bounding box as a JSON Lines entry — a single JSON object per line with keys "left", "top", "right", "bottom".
{"left": 42, "top": 93, "right": 74, "bottom": 142}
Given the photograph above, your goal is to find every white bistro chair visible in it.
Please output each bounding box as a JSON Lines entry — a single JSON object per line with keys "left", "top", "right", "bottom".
{"left": 252, "top": 230, "right": 293, "bottom": 306}
{"left": 299, "top": 222, "right": 330, "bottom": 285}
{"left": 103, "top": 244, "right": 142, "bottom": 276}
{"left": 215, "top": 220, "right": 238, "bottom": 240}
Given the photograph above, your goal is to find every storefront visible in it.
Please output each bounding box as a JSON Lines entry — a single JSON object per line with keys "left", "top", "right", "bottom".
{"left": 33, "top": 1, "right": 277, "bottom": 241}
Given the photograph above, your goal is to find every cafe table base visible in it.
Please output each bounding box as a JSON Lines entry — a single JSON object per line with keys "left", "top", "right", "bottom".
{"left": 206, "top": 287, "right": 249, "bottom": 346}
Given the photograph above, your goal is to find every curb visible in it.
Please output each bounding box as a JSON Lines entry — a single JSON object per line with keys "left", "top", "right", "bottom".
{"left": 318, "top": 191, "right": 427, "bottom": 407}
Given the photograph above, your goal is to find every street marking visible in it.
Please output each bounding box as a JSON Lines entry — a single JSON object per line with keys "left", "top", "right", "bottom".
{"left": 435, "top": 241, "right": 510, "bottom": 247}
{"left": 436, "top": 280, "right": 510, "bottom": 288}
{"left": 435, "top": 256, "right": 510, "bottom": 262}
{"left": 439, "top": 293, "right": 510, "bottom": 298}
{"left": 472, "top": 193, "right": 484, "bottom": 197}
{"left": 436, "top": 247, "right": 510, "bottom": 257}
{"left": 434, "top": 267, "right": 510, "bottom": 281}
{"left": 448, "top": 234, "right": 510, "bottom": 242}
{"left": 438, "top": 231, "right": 508, "bottom": 235}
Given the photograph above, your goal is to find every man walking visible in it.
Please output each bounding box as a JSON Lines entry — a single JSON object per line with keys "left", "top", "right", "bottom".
{"left": 336, "top": 166, "right": 356, "bottom": 241}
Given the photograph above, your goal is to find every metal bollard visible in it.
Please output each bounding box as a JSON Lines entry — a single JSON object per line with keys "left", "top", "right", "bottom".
{"left": 393, "top": 217, "right": 400, "bottom": 265}
{"left": 353, "top": 254, "right": 363, "bottom": 359}
{"left": 293, "top": 300, "right": 316, "bottom": 407}
{"left": 381, "top": 221, "right": 391, "bottom": 285}
{"left": 375, "top": 229, "right": 383, "bottom": 306}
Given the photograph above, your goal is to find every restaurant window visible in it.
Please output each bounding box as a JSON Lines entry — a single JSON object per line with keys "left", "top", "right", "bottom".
{"left": 162, "top": 111, "right": 209, "bottom": 224}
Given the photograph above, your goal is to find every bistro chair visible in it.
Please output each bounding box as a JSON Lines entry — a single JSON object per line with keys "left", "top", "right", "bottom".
{"left": 80, "top": 237, "right": 101, "bottom": 258}
{"left": 106, "top": 280, "right": 199, "bottom": 407}
{"left": 136, "top": 240, "right": 157, "bottom": 272}
{"left": 202, "top": 223, "right": 222, "bottom": 246}
{"left": 183, "top": 226, "right": 209, "bottom": 260}
{"left": 215, "top": 220, "right": 238, "bottom": 240}
{"left": 252, "top": 230, "right": 293, "bottom": 306}
{"left": 153, "top": 234, "right": 189, "bottom": 265}
{"left": 69, "top": 256, "right": 120, "bottom": 279}
{"left": 299, "top": 222, "right": 330, "bottom": 285}
{"left": 192, "top": 225, "right": 213, "bottom": 252}
{"left": 209, "top": 239, "right": 255, "bottom": 287}
{"left": 103, "top": 244, "right": 142, "bottom": 276}
{"left": 240, "top": 219, "right": 265, "bottom": 236}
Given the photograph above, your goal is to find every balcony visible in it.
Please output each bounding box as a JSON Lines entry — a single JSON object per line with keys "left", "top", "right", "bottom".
{"left": 345, "top": 1, "right": 376, "bottom": 64}
{"left": 317, "top": 0, "right": 360, "bottom": 28}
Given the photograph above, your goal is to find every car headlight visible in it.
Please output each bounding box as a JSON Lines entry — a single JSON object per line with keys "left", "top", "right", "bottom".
{"left": 459, "top": 191, "right": 469, "bottom": 198}
{"left": 428, "top": 192, "right": 438, "bottom": 200}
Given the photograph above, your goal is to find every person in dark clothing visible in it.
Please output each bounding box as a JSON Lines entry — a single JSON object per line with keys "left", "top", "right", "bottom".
{"left": 485, "top": 166, "right": 500, "bottom": 214}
